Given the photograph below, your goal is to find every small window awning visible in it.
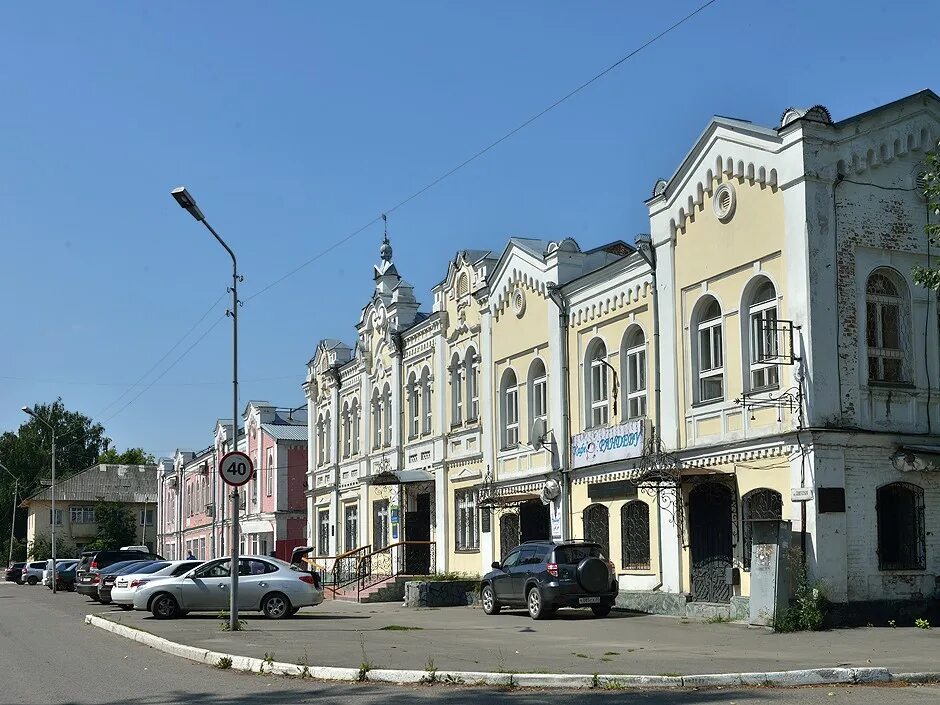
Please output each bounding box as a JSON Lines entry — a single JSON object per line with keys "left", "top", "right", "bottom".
{"left": 892, "top": 445, "right": 940, "bottom": 472}
{"left": 366, "top": 469, "right": 435, "bottom": 486}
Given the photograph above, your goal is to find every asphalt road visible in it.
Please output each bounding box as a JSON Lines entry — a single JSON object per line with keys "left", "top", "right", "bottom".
{"left": 1, "top": 582, "right": 938, "bottom": 705}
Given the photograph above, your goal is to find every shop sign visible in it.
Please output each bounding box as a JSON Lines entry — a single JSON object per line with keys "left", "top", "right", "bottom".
{"left": 571, "top": 420, "right": 644, "bottom": 469}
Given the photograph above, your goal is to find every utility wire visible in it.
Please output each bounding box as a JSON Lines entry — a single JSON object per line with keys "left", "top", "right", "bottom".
{"left": 95, "top": 292, "right": 227, "bottom": 417}
{"left": 245, "top": 0, "right": 719, "bottom": 303}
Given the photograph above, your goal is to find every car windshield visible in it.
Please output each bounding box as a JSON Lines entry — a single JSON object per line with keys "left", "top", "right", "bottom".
{"left": 553, "top": 545, "right": 604, "bottom": 564}
{"left": 103, "top": 560, "right": 146, "bottom": 574}
{"left": 132, "top": 562, "right": 171, "bottom": 575}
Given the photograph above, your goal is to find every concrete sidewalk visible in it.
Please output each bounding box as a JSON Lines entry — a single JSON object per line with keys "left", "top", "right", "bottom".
{"left": 97, "top": 600, "right": 939, "bottom": 676}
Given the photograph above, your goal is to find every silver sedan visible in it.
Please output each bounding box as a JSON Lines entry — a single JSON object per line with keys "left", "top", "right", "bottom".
{"left": 132, "top": 555, "right": 324, "bottom": 619}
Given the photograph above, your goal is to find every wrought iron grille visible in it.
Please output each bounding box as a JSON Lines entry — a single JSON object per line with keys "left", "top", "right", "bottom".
{"left": 688, "top": 481, "right": 735, "bottom": 603}
{"left": 621, "top": 500, "right": 650, "bottom": 570}
{"left": 741, "top": 489, "right": 783, "bottom": 571}
{"left": 877, "top": 482, "right": 926, "bottom": 571}
{"left": 583, "top": 504, "right": 610, "bottom": 559}
{"left": 499, "top": 513, "right": 520, "bottom": 560}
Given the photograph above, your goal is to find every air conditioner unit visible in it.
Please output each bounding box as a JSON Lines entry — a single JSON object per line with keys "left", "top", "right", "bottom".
{"left": 205, "top": 504, "right": 215, "bottom": 517}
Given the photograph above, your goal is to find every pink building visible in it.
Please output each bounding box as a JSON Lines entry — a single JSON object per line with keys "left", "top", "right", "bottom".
{"left": 156, "top": 402, "right": 307, "bottom": 561}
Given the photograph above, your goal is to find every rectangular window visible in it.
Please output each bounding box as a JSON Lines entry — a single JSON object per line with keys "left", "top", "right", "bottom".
{"left": 505, "top": 387, "right": 519, "bottom": 447}
{"left": 452, "top": 368, "right": 463, "bottom": 426}
{"left": 373, "top": 400, "right": 383, "bottom": 449}
{"left": 140, "top": 509, "right": 154, "bottom": 526}
{"left": 344, "top": 504, "right": 359, "bottom": 553}
{"left": 468, "top": 363, "right": 479, "bottom": 421}
{"left": 49, "top": 509, "right": 62, "bottom": 526}
{"left": 698, "top": 320, "right": 724, "bottom": 402}
{"left": 590, "top": 359, "right": 609, "bottom": 427}
{"left": 384, "top": 396, "right": 392, "bottom": 447}
{"left": 198, "top": 537, "right": 206, "bottom": 559}
{"left": 454, "top": 489, "right": 479, "bottom": 551}
{"left": 423, "top": 383, "right": 432, "bottom": 435}
{"left": 533, "top": 375, "right": 548, "bottom": 422}
{"left": 317, "top": 510, "right": 330, "bottom": 556}
{"left": 69, "top": 506, "right": 96, "bottom": 524}
{"left": 372, "top": 500, "right": 389, "bottom": 550}
{"left": 410, "top": 388, "right": 420, "bottom": 438}
{"left": 266, "top": 452, "right": 274, "bottom": 497}
{"left": 749, "top": 303, "right": 779, "bottom": 390}
{"left": 626, "top": 347, "right": 647, "bottom": 420}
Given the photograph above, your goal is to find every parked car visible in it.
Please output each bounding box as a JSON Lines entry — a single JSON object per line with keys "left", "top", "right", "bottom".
{"left": 88, "top": 560, "right": 156, "bottom": 603}
{"left": 5, "top": 562, "right": 26, "bottom": 583}
{"left": 133, "top": 555, "right": 324, "bottom": 619}
{"left": 119, "top": 545, "right": 151, "bottom": 552}
{"left": 111, "top": 561, "right": 202, "bottom": 609}
{"left": 480, "top": 541, "right": 618, "bottom": 620}
{"left": 54, "top": 562, "right": 79, "bottom": 591}
{"left": 42, "top": 559, "right": 78, "bottom": 587}
{"left": 74, "top": 549, "right": 162, "bottom": 596}
{"left": 20, "top": 561, "right": 49, "bottom": 586}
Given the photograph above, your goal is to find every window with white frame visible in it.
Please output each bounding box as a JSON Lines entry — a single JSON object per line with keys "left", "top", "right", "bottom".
{"left": 317, "top": 414, "right": 326, "bottom": 465}
{"left": 266, "top": 450, "right": 274, "bottom": 496}
{"left": 342, "top": 401, "right": 351, "bottom": 458}
{"left": 317, "top": 509, "right": 330, "bottom": 555}
{"left": 372, "top": 389, "right": 383, "bottom": 448}
{"left": 421, "top": 368, "right": 432, "bottom": 434}
{"left": 466, "top": 349, "right": 479, "bottom": 421}
{"left": 70, "top": 506, "right": 95, "bottom": 524}
{"left": 139, "top": 508, "right": 154, "bottom": 526}
{"left": 529, "top": 359, "right": 548, "bottom": 426}
{"left": 866, "top": 268, "right": 911, "bottom": 384}
{"left": 455, "top": 489, "right": 479, "bottom": 551}
{"left": 251, "top": 458, "right": 259, "bottom": 505}
{"left": 324, "top": 411, "right": 331, "bottom": 461}
{"left": 694, "top": 296, "right": 724, "bottom": 403}
{"left": 408, "top": 372, "right": 419, "bottom": 438}
{"left": 351, "top": 398, "right": 360, "bottom": 455}
{"left": 383, "top": 383, "right": 392, "bottom": 446}
{"left": 344, "top": 504, "right": 359, "bottom": 553}
{"left": 587, "top": 340, "right": 609, "bottom": 427}
{"left": 451, "top": 353, "right": 463, "bottom": 425}
{"left": 623, "top": 327, "right": 647, "bottom": 419}
{"left": 501, "top": 369, "right": 519, "bottom": 448}
{"left": 747, "top": 279, "right": 779, "bottom": 390}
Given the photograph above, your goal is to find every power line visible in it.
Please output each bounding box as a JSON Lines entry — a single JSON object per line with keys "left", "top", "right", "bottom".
{"left": 245, "top": 0, "right": 719, "bottom": 302}
{"left": 95, "top": 293, "right": 228, "bottom": 418}
{"left": 1, "top": 374, "right": 301, "bottom": 388}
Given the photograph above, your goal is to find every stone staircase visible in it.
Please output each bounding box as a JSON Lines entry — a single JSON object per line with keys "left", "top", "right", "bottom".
{"left": 326, "top": 576, "right": 411, "bottom": 603}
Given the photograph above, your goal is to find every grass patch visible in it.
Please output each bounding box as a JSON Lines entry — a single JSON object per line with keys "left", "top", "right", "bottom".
{"left": 603, "top": 651, "right": 619, "bottom": 656}
{"left": 572, "top": 652, "right": 590, "bottom": 659}
{"left": 380, "top": 624, "right": 423, "bottom": 631}
{"left": 216, "top": 656, "right": 233, "bottom": 670}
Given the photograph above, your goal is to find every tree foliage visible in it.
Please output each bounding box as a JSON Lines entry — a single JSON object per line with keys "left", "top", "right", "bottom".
{"left": 94, "top": 501, "right": 138, "bottom": 550}
{"left": 912, "top": 148, "right": 940, "bottom": 292}
{"left": 27, "top": 533, "right": 78, "bottom": 562}
{"left": 97, "top": 447, "right": 156, "bottom": 465}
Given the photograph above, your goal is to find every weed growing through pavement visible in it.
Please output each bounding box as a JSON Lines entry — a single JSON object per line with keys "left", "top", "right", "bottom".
{"left": 604, "top": 651, "right": 619, "bottom": 656}
{"left": 888, "top": 620, "right": 897, "bottom": 628}
{"left": 297, "top": 648, "right": 312, "bottom": 679}
{"left": 259, "top": 652, "right": 275, "bottom": 674}
{"left": 218, "top": 611, "right": 247, "bottom": 632}
{"left": 704, "top": 614, "right": 732, "bottom": 624}
{"left": 216, "top": 656, "right": 233, "bottom": 670}
{"left": 357, "top": 633, "right": 372, "bottom": 682}
{"left": 591, "top": 673, "right": 600, "bottom": 689}
{"left": 380, "top": 624, "right": 423, "bottom": 631}
{"left": 915, "top": 618, "right": 931, "bottom": 629}
{"left": 421, "top": 656, "right": 438, "bottom": 684}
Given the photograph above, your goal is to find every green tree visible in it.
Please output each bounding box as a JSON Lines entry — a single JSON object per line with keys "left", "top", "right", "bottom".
{"left": 27, "top": 533, "right": 78, "bottom": 561}
{"left": 93, "top": 501, "right": 137, "bottom": 549}
{"left": 0, "top": 399, "right": 111, "bottom": 561}
{"left": 913, "top": 149, "right": 940, "bottom": 291}
{"left": 97, "top": 447, "right": 156, "bottom": 465}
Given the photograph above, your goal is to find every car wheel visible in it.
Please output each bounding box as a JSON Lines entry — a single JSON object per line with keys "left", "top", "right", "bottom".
{"left": 288, "top": 606, "right": 300, "bottom": 617}
{"left": 262, "top": 592, "right": 292, "bottom": 619}
{"left": 27, "top": 576, "right": 38, "bottom": 586}
{"left": 151, "top": 593, "right": 180, "bottom": 620}
{"left": 481, "top": 585, "right": 501, "bottom": 615}
{"left": 119, "top": 605, "right": 133, "bottom": 611}
{"left": 591, "top": 603, "right": 612, "bottom": 618}
{"left": 100, "top": 597, "right": 111, "bottom": 605}
{"left": 527, "top": 587, "right": 549, "bottom": 620}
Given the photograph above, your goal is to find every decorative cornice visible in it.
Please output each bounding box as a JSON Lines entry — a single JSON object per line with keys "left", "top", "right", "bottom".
{"left": 835, "top": 121, "right": 936, "bottom": 177}
{"left": 569, "top": 276, "right": 653, "bottom": 327}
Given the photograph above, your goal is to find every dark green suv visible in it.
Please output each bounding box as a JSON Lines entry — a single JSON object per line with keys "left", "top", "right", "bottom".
{"left": 481, "top": 541, "right": 618, "bottom": 619}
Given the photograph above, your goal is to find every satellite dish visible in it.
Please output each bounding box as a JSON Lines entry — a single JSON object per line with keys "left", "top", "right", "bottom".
{"left": 530, "top": 418, "right": 547, "bottom": 449}
{"left": 539, "top": 478, "right": 561, "bottom": 505}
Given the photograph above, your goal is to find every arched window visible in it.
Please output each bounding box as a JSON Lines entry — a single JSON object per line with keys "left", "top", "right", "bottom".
{"left": 583, "top": 504, "right": 610, "bottom": 559}
{"left": 866, "top": 269, "right": 911, "bottom": 384}
{"left": 741, "top": 488, "right": 783, "bottom": 571}
{"left": 323, "top": 411, "right": 331, "bottom": 462}
{"left": 877, "top": 482, "right": 925, "bottom": 570}
{"left": 341, "top": 401, "right": 351, "bottom": 458}
{"left": 316, "top": 414, "right": 326, "bottom": 465}
{"left": 407, "top": 372, "right": 419, "bottom": 438}
{"left": 383, "top": 382, "right": 392, "bottom": 446}
{"left": 586, "top": 340, "right": 609, "bottom": 427}
{"left": 621, "top": 501, "right": 650, "bottom": 570}
{"left": 746, "top": 278, "right": 779, "bottom": 391}
{"left": 466, "top": 347, "right": 479, "bottom": 421}
{"left": 622, "top": 326, "right": 647, "bottom": 420}
{"left": 421, "top": 367, "right": 432, "bottom": 434}
{"left": 372, "top": 388, "right": 383, "bottom": 449}
{"left": 456, "top": 272, "right": 469, "bottom": 298}
{"left": 451, "top": 353, "right": 463, "bottom": 426}
{"left": 351, "top": 398, "right": 360, "bottom": 455}
{"left": 528, "top": 358, "right": 548, "bottom": 430}
{"left": 500, "top": 368, "right": 519, "bottom": 449}
{"left": 693, "top": 296, "right": 724, "bottom": 402}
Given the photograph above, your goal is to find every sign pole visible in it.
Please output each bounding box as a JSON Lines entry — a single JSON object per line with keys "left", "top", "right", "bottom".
{"left": 218, "top": 450, "right": 252, "bottom": 632}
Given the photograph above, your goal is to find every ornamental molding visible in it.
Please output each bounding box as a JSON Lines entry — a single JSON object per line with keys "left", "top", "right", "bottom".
{"left": 833, "top": 121, "right": 937, "bottom": 177}
{"left": 680, "top": 444, "right": 794, "bottom": 469}
{"left": 569, "top": 276, "right": 653, "bottom": 327}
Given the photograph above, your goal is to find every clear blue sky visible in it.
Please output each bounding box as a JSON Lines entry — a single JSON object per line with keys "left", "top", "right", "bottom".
{"left": 1, "top": 1, "right": 937, "bottom": 459}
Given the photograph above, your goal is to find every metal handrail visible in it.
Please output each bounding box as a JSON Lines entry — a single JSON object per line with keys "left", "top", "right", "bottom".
{"left": 356, "top": 541, "right": 437, "bottom": 599}
{"left": 332, "top": 544, "right": 372, "bottom": 590}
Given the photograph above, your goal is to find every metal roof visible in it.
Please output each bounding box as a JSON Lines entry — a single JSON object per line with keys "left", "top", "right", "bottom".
{"left": 260, "top": 424, "right": 309, "bottom": 441}
{"left": 23, "top": 464, "right": 158, "bottom": 504}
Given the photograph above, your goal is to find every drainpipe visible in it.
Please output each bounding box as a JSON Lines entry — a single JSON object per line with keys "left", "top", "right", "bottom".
{"left": 635, "top": 235, "right": 664, "bottom": 590}
{"left": 547, "top": 284, "right": 572, "bottom": 541}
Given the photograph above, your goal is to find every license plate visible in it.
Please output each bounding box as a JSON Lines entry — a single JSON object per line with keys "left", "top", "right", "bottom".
{"left": 579, "top": 597, "right": 601, "bottom": 605}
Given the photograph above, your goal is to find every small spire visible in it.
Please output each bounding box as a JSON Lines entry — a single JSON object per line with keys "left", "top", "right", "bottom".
{"left": 379, "top": 213, "right": 393, "bottom": 262}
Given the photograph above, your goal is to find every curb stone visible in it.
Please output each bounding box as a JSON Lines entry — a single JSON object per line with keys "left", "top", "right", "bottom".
{"left": 84, "top": 615, "right": 932, "bottom": 690}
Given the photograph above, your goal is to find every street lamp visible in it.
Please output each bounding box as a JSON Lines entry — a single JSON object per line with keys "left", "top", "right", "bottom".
{"left": 171, "top": 186, "right": 243, "bottom": 631}
{"left": 21, "top": 406, "right": 58, "bottom": 593}
{"left": 0, "top": 461, "right": 19, "bottom": 569}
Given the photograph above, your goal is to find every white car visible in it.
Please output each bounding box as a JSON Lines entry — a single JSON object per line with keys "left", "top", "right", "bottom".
{"left": 42, "top": 559, "right": 77, "bottom": 587}
{"left": 111, "top": 560, "right": 202, "bottom": 608}
{"left": 132, "top": 555, "right": 324, "bottom": 619}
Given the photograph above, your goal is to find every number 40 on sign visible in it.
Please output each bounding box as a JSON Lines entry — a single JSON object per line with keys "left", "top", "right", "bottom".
{"left": 219, "top": 451, "right": 254, "bottom": 487}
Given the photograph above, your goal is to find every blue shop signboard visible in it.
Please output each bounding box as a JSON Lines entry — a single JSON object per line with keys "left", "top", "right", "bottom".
{"left": 570, "top": 420, "right": 644, "bottom": 470}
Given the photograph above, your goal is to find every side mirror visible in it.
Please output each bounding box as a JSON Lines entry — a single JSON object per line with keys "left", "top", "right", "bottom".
{"left": 491, "top": 561, "right": 501, "bottom": 570}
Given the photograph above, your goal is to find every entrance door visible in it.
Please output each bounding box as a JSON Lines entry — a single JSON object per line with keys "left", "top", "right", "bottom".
{"left": 404, "top": 492, "right": 431, "bottom": 574}
{"left": 519, "top": 500, "right": 550, "bottom": 543}
{"left": 689, "top": 482, "right": 734, "bottom": 603}
{"left": 499, "top": 513, "right": 520, "bottom": 559}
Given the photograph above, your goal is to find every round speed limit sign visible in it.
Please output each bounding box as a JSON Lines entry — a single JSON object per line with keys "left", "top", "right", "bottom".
{"left": 219, "top": 451, "right": 254, "bottom": 487}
